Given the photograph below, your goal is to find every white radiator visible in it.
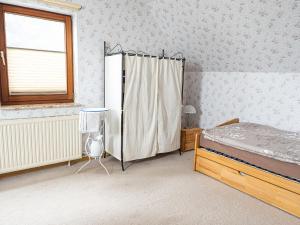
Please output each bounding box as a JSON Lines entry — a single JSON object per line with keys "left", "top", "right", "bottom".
{"left": 0, "top": 115, "right": 82, "bottom": 174}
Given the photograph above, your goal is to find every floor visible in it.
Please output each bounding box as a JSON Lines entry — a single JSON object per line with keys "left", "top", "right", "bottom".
{"left": 0, "top": 151, "right": 299, "bottom": 225}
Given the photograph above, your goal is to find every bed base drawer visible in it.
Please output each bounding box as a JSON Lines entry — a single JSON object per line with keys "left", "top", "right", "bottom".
{"left": 195, "top": 148, "right": 300, "bottom": 218}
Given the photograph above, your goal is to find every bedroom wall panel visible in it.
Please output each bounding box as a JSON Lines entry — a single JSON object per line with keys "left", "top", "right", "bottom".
{"left": 184, "top": 72, "right": 300, "bottom": 132}
{"left": 149, "top": 0, "right": 299, "bottom": 72}
{"left": 1, "top": 0, "right": 298, "bottom": 136}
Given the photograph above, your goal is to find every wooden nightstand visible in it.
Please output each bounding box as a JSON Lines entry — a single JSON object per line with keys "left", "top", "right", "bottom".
{"left": 180, "top": 128, "right": 202, "bottom": 152}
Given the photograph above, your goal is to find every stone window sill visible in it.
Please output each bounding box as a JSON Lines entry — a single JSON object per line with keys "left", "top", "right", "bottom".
{"left": 0, "top": 103, "right": 83, "bottom": 110}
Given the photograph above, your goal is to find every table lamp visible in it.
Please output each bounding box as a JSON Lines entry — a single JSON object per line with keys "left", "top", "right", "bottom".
{"left": 182, "top": 105, "right": 196, "bottom": 128}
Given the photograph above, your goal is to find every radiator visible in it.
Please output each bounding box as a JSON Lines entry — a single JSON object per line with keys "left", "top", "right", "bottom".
{"left": 0, "top": 115, "right": 82, "bottom": 174}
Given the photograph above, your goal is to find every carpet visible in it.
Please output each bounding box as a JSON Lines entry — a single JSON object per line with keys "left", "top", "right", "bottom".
{"left": 0, "top": 151, "right": 298, "bottom": 225}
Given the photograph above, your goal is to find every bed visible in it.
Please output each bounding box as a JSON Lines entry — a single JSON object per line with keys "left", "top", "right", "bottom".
{"left": 194, "top": 119, "right": 300, "bottom": 217}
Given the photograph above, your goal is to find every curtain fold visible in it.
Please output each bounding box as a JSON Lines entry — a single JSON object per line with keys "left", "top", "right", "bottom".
{"left": 123, "top": 55, "right": 159, "bottom": 161}
{"left": 157, "top": 59, "right": 183, "bottom": 153}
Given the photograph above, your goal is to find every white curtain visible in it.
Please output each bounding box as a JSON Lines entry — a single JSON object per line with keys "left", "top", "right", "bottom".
{"left": 123, "top": 55, "right": 183, "bottom": 161}
{"left": 123, "top": 55, "right": 159, "bottom": 161}
{"left": 157, "top": 59, "right": 183, "bottom": 153}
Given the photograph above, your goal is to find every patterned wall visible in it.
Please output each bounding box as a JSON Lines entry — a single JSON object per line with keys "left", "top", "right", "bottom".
{"left": 149, "top": 0, "right": 300, "bottom": 72}
{"left": 0, "top": 0, "right": 299, "bottom": 132}
{"left": 148, "top": 0, "right": 300, "bottom": 131}
{"left": 184, "top": 72, "right": 300, "bottom": 132}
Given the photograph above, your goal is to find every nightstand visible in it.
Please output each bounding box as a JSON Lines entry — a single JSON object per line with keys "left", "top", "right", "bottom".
{"left": 180, "top": 128, "right": 202, "bottom": 152}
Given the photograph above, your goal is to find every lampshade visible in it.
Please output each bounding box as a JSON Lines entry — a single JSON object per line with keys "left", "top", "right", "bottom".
{"left": 182, "top": 105, "right": 196, "bottom": 114}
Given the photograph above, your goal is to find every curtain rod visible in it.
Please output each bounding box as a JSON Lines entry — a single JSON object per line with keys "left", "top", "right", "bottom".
{"left": 104, "top": 42, "right": 185, "bottom": 61}
{"left": 105, "top": 52, "right": 185, "bottom": 61}
{"left": 37, "top": 0, "right": 82, "bottom": 10}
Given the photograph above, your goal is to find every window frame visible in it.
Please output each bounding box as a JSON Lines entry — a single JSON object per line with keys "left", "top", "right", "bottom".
{"left": 0, "top": 4, "right": 74, "bottom": 105}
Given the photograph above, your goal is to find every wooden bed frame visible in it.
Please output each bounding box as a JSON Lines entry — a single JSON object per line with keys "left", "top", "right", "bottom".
{"left": 194, "top": 119, "right": 300, "bottom": 217}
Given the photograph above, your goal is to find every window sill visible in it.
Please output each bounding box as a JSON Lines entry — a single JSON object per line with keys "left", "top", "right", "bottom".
{"left": 0, "top": 103, "right": 83, "bottom": 110}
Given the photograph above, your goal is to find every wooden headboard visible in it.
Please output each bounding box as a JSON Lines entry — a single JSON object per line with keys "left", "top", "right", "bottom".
{"left": 217, "top": 118, "right": 239, "bottom": 127}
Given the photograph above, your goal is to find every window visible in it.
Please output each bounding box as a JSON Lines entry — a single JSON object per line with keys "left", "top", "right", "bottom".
{"left": 0, "top": 4, "right": 74, "bottom": 105}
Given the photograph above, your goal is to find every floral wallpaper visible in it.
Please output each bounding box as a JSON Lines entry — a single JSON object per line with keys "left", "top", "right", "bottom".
{"left": 0, "top": 0, "right": 299, "bottom": 132}
{"left": 149, "top": 0, "right": 300, "bottom": 72}
{"left": 149, "top": 0, "right": 300, "bottom": 131}
{"left": 184, "top": 72, "right": 300, "bottom": 132}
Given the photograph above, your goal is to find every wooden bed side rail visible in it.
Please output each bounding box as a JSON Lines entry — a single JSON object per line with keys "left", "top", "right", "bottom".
{"left": 195, "top": 149, "right": 300, "bottom": 217}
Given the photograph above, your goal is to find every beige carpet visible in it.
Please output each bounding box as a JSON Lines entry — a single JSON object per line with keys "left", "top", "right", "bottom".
{"left": 0, "top": 151, "right": 298, "bottom": 225}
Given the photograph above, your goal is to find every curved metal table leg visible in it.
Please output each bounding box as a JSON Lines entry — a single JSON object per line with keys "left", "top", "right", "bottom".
{"left": 76, "top": 157, "right": 91, "bottom": 173}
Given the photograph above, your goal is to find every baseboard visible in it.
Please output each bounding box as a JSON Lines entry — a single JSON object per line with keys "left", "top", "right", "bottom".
{"left": 0, "top": 156, "right": 88, "bottom": 178}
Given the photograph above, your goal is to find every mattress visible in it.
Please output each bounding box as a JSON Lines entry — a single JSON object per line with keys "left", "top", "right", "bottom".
{"left": 200, "top": 133, "right": 300, "bottom": 181}
{"left": 203, "top": 122, "right": 300, "bottom": 165}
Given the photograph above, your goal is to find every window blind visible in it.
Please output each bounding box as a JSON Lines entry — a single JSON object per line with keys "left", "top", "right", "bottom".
{"left": 4, "top": 12, "right": 67, "bottom": 95}
{"left": 7, "top": 48, "right": 67, "bottom": 95}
